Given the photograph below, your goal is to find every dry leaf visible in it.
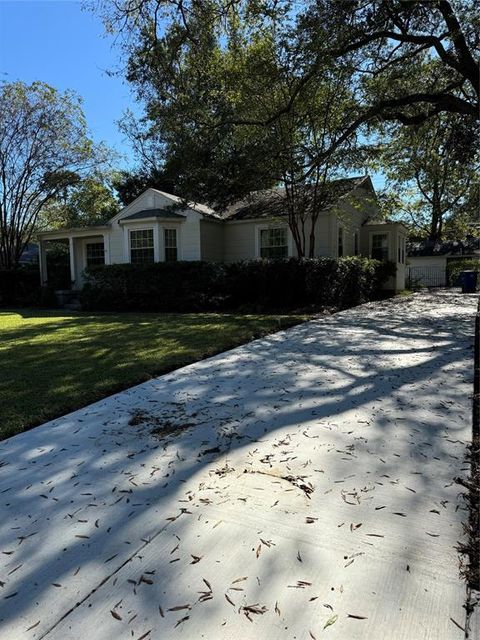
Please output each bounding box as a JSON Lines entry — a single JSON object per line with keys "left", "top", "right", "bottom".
{"left": 225, "top": 593, "right": 235, "bottom": 607}
{"left": 174, "top": 616, "right": 189, "bottom": 628}
{"left": 323, "top": 614, "right": 338, "bottom": 629}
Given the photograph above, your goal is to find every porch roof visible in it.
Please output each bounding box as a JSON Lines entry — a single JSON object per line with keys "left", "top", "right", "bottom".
{"left": 37, "top": 225, "right": 110, "bottom": 240}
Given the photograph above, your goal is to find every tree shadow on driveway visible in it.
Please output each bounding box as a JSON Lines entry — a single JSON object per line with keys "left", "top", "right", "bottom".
{"left": 0, "top": 291, "right": 476, "bottom": 638}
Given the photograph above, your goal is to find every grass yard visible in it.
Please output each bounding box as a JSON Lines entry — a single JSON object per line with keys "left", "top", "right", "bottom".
{"left": 0, "top": 309, "right": 308, "bottom": 440}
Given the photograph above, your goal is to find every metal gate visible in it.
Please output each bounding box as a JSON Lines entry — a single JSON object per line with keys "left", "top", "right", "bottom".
{"left": 406, "top": 266, "right": 446, "bottom": 289}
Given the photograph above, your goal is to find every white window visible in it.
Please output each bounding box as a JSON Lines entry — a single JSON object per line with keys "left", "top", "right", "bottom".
{"left": 130, "top": 229, "right": 154, "bottom": 264}
{"left": 85, "top": 242, "right": 104, "bottom": 267}
{"left": 260, "top": 227, "right": 288, "bottom": 259}
{"left": 164, "top": 228, "right": 178, "bottom": 262}
{"left": 397, "top": 235, "right": 406, "bottom": 263}
{"left": 338, "top": 227, "right": 344, "bottom": 257}
{"left": 371, "top": 233, "right": 389, "bottom": 262}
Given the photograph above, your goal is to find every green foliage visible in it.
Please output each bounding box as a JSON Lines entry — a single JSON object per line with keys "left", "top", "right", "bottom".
{"left": 39, "top": 176, "right": 120, "bottom": 229}
{"left": 0, "top": 80, "right": 109, "bottom": 268}
{"left": 374, "top": 112, "right": 479, "bottom": 241}
{"left": 111, "top": 167, "right": 181, "bottom": 206}
{"left": 96, "top": 0, "right": 478, "bottom": 155}
{"left": 447, "top": 258, "right": 480, "bottom": 286}
{"left": 0, "top": 265, "right": 40, "bottom": 306}
{"left": 80, "top": 257, "right": 394, "bottom": 312}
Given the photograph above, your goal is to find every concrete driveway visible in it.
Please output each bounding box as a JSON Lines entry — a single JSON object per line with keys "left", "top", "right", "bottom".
{"left": 0, "top": 290, "right": 477, "bottom": 639}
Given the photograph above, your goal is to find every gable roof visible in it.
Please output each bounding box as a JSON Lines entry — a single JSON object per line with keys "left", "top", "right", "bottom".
{"left": 120, "top": 209, "right": 186, "bottom": 222}
{"left": 109, "top": 187, "right": 222, "bottom": 225}
{"left": 151, "top": 189, "right": 221, "bottom": 219}
{"left": 223, "top": 176, "right": 373, "bottom": 221}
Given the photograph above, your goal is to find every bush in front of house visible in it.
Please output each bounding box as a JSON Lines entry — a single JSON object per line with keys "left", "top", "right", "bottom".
{"left": 0, "top": 264, "right": 40, "bottom": 306}
{"left": 446, "top": 258, "right": 480, "bottom": 287}
{"left": 80, "top": 261, "right": 228, "bottom": 312}
{"left": 80, "top": 256, "right": 395, "bottom": 312}
{"left": 81, "top": 257, "right": 394, "bottom": 311}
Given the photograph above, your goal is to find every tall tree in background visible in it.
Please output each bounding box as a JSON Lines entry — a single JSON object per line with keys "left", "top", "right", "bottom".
{"left": 375, "top": 113, "right": 479, "bottom": 242}
{"left": 95, "top": 0, "right": 478, "bottom": 151}
{"left": 0, "top": 81, "right": 107, "bottom": 269}
{"left": 102, "top": 6, "right": 361, "bottom": 255}
{"left": 39, "top": 175, "right": 120, "bottom": 230}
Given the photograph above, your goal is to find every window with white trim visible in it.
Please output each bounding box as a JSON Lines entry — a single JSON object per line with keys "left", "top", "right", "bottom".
{"left": 260, "top": 227, "right": 288, "bottom": 259}
{"left": 164, "top": 228, "right": 178, "bottom": 262}
{"left": 371, "top": 233, "right": 389, "bottom": 262}
{"left": 338, "top": 227, "right": 344, "bottom": 257}
{"left": 86, "top": 242, "right": 104, "bottom": 267}
{"left": 397, "top": 235, "right": 406, "bottom": 263}
{"left": 130, "top": 229, "right": 154, "bottom": 264}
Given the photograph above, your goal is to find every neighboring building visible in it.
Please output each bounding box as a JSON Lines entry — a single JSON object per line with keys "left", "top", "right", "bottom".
{"left": 19, "top": 242, "right": 39, "bottom": 264}
{"left": 37, "top": 175, "right": 407, "bottom": 292}
{"left": 407, "top": 236, "right": 480, "bottom": 287}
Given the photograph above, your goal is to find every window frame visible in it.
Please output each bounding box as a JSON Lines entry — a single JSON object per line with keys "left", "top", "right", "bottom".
{"left": 337, "top": 226, "right": 344, "bottom": 258}
{"left": 129, "top": 228, "right": 156, "bottom": 265}
{"left": 257, "top": 225, "right": 289, "bottom": 259}
{"left": 163, "top": 227, "right": 178, "bottom": 262}
{"left": 370, "top": 232, "right": 390, "bottom": 262}
{"left": 84, "top": 241, "right": 105, "bottom": 268}
{"left": 354, "top": 231, "right": 359, "bottom": 256}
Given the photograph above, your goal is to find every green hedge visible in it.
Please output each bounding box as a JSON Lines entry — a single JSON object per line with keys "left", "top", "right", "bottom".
{"left": 80, "top": 257, "right": 395, "bottom": 312}
{"left": 0, "top": 265, "right": 40, "bottom": 306}
{"left": 446, "top": 258, "right": 480, "bottom": 287}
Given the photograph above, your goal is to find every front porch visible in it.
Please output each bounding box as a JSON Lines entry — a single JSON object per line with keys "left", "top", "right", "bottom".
{"left": 38, "top": 226, "right": 110, "bottom": 291}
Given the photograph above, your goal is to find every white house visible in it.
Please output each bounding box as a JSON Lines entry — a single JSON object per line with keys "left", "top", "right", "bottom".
{"left": 37, "top": 175, "right": 407, "bottom": 292}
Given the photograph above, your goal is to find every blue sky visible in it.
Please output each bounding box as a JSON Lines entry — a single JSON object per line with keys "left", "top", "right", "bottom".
{"left": 0, "top": 0, "right": 138, "bottom": 165}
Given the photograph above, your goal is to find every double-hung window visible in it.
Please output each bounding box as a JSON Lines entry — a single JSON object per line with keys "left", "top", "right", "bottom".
{"left": 130, "top": 229, "right": 154, "bottom": 264}
{"left": 398, "top": 236, "right": 405, "bottom": 263}
{"left": 164, "top": 228, "right": 178, "bottom": 262}
{"left": 371, "top": 233, "right": 389, "bottom": 262}
{"left": 259, "top": 227, "right": 288, "bottom": 259}
{"left": 338, "top": 227, "right": 344, "bottom": 257}
{"left": 85, "top": 242, "right": 104, "bottom": 267}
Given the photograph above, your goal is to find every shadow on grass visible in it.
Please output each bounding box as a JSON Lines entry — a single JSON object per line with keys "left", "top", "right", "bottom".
{"left": 0, "top": 291, "right": 476, "bottom": 637}
{"left": 0, "top": 309, "right": 307, "bottom": 439}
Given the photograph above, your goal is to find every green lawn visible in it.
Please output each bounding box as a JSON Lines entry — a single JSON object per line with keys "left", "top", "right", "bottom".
{"left": 0, "top": 309, "right": 308, "bottom": 440}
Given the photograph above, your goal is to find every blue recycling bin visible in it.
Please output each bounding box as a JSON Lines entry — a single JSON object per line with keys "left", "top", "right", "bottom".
{"left": 460, "top": 270, "right": 478, "bottom": 293}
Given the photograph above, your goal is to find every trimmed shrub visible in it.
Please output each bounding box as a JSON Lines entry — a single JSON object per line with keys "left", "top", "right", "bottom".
{"left": 0, "top": 265, "right": 40, "bottom": 306}
{"left": 80, "top": 261, "right": 228, "bottom": 312}
{"left": 80, "top": 257, "right": 394, "bottom": 312}
{"left": 446, "top": 258, "right": 480, "bottom": 286}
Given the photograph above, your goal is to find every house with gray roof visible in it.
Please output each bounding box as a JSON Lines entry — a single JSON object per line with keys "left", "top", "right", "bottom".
{"left": 37, "top": 175, "right": 407, "bottom": 292}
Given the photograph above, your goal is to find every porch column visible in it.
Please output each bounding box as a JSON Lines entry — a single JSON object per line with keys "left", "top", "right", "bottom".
{"left": 68, "top": 236, "right": 76, "bottom": 286}
{"left": 103, "top": 233, "right": 111, "bottom": 265}
{"left": 39, "top": 239, "right": 48, "bottom": 286}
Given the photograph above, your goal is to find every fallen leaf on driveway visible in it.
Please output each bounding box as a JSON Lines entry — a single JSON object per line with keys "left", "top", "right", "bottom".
{"left": 323, "top": 614, "right": 338, "bottom": 629}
